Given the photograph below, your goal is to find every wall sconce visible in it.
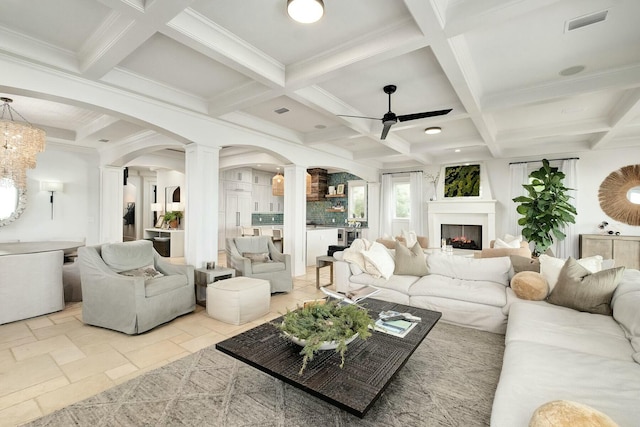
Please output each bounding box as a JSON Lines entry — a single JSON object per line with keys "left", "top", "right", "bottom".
{"left": 40, "top": 181, "right": 64, "bottom": 219}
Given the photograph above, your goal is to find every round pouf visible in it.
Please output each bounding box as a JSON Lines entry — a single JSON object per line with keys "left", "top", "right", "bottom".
{"left": 206, "top": 277, "right": 270, "bottom": 325}
{"left": 529, "top": 400, "right": 619, "bottom": 427}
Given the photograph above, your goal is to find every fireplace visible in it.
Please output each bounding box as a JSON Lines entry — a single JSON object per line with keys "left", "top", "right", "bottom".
{"left": 427, "top": 200, "right": 496, "bottom": 250}
{"left": 441, "top": 224, "right": 482, "bottom": 250}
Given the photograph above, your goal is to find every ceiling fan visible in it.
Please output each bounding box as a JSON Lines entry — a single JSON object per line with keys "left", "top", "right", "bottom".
{"left": 338, "top": 85, "right": 452, "bottom": 140}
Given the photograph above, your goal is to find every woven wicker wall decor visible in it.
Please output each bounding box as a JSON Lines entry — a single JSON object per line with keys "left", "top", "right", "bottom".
{"left": 598, "top": 164, "right": 640, "bottom": 226}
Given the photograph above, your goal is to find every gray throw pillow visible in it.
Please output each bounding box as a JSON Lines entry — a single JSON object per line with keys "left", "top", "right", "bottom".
{"left": 547, "top": 257, "right": 625, "bottom": 315}
{"left": 510, "top": 255, "right": 540, "bottom": 273}
{"left": 393, "top": 242, "right": 428, "bottom": 276}
{"left": 243, "top": 252, "right": 271, "bottom": 263}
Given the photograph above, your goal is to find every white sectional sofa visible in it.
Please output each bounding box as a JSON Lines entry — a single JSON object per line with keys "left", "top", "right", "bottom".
{"left": 334, "top": 244, "right": 640, "bottom": 425}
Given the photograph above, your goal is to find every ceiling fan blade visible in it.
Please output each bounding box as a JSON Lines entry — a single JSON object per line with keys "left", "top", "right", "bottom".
{"left": 380, "top": 122, "right": 393, "bottom": 140}
{"left": 336, "top": 114, "right": 381, "bottom": 120}
{"left": 397, "top": 109, "right": 452, "bottom": 122}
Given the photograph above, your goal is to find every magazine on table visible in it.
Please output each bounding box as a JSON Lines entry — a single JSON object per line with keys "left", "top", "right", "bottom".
{"left": 320, "top": 285, "right": 381, "bottom": 305}
{"left": 372, "top": 318, "right": 417, "bottom": 338}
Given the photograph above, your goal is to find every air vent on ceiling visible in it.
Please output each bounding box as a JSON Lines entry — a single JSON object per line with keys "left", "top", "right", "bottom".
{"left": 98, "top": 138, "right": 109, "bottom": 143}
{"left": 274, "top": 107, "right": 290, "bottom": 114}
{"left": 566, "top": 10, "right": 608, "bottom": 32}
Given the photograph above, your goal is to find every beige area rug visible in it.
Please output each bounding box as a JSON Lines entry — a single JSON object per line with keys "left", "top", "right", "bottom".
{"left": 25, "top": 322, "right": 505, "bottom": 427}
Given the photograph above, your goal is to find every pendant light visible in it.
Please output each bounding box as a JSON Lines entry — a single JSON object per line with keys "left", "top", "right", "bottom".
{"left": 272, "top": 168, "right": 284, "bottom": 196}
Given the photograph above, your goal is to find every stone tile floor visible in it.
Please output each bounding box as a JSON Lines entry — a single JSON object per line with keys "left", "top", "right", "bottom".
{"left": 0, "top": 255, "right": 333, "bottom": 427}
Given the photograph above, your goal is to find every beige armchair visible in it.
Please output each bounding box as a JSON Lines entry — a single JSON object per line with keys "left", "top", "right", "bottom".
{"left": 225, "top": 236, "right": 293, "bottom": 293}
{"left": 79, "top": 240, "right": 195, "bottom": 334}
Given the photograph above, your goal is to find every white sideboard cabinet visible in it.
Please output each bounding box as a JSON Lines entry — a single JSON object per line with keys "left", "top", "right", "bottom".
{"left": 579, "top": 234, "right": 640, "bottom": 270}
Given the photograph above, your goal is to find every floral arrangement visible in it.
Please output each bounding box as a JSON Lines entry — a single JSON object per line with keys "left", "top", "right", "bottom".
{"left": 425, "top": 172, "right": 440, "bottom": 183}
{"left": 276, "top": 300, "right": 373, "bottom": 374}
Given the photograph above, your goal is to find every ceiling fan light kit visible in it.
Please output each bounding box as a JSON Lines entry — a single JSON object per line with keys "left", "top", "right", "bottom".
{"left": 287, "top": 0, "right": 324, "bottom": 24}
{"left": 337, "top": 85, "right": 452, "bottom": 140}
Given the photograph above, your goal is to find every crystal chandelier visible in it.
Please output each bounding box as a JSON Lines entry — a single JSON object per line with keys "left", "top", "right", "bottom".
{"left": 1, "top": 97, "right": 46, "bottom": 190}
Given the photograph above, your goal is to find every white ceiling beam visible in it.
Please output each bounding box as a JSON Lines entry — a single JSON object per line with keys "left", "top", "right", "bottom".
{"left": 164, "top": 9, "right": 285, "bottom": 88}
{"left": 591, "top": 88, "right": 640, "bottom": 149}
{"left": 0, "top": 27, "right": 78, "bottom": 72}
{"left": 443, "top": 0, "right": 563, "bottom": 37}
{"left": 403, "top": 0, "right": 502, "bottom": 158}
{"left": 207, "top": 81, "right": 279, "bottom": 117}
{"left": 219, "top": 111, "right": 304, "bottom": 145}
{"left": 483, "top": 64, "right": 640, "bottom": 112}
{"left": 498, "top": 118, "right": 611, "bottom": 142}
{"left": 75, "top": 114, "right": 121, "bottom": 141}
{"left": 303, "top": 127, "right": 360, "bottom": 144}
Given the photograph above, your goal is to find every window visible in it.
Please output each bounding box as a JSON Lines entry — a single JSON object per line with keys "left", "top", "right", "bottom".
{"left": 393, "top": 181, "right": 410, "bottom": 219}
{"left": 347, "top": 180, "right": 367, "bottom": 220}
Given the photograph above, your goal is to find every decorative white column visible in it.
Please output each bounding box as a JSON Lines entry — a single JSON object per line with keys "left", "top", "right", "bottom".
{"left": 185, "top": 143, "right": 221, "bottom": 269}
{"left": 366, "top": 182, "right": 380, "bottom": 241}
{"left": 283, "top": 164, "right": 307, "bottom": 277}
{"left": 99, "top": 165, "right": 124, "bottom": 243}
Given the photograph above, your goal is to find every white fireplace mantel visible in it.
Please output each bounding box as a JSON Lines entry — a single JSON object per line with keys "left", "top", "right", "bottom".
{"left": 427, "top": 199, "right": 497, "bottom": 249}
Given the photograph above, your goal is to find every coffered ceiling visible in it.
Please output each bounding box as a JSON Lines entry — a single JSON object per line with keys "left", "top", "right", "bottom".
{"left": 0, "top": 0, "right": 639, "bottom": 171}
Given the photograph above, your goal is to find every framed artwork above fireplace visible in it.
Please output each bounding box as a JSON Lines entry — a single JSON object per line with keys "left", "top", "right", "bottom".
{"left": 436, "top": 162, "right": 491, "bottom": 200}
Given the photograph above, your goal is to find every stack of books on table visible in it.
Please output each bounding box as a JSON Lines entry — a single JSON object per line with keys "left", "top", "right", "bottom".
{"left": 373, "top": 310, "right": 421, "bottom": 338}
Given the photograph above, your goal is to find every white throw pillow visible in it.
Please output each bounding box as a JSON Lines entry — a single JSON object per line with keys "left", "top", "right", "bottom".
{"left": 494, "top": 237, "right": 521, "bottom": 249}
{"left": 342, "top": 238, "right": 371, "bottom": 272}
{"left": 401, "top": 229, "right": 418, "bottom": 248}
{"left": 503, "top": 233, "right": 523, "bottom": 243}
{"left": 539, "top": 254, "right": 603, "bottom": 292}
{"left": 361, "top": 242, "right": 395, "bottom": 280}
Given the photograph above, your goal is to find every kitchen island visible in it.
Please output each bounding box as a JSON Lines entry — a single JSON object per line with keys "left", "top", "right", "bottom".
{"left": 305, "top": 226, "right": 338, "bottom": 266}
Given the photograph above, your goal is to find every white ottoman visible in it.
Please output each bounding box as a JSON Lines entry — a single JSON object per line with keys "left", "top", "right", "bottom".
{"left": 206, "top": 277, "right": 270, "bottom": 325}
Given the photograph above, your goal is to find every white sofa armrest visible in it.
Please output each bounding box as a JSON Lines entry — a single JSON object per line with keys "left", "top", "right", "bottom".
{"left": 333, "top": 251, "right": 353, "bottom": 293}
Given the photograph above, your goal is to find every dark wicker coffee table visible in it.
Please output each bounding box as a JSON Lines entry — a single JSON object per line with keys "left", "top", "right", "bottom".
{"left": 216, "top": 299, "right": 441, "bottom": 418}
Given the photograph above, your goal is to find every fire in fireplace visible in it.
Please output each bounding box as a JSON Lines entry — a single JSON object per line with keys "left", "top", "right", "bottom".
{"left": 441, "top": 224, "right": 482, "bottom": 250}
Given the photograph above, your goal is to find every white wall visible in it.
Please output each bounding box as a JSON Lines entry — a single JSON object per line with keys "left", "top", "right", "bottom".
{"left": 0, "top": 147, "right": 100, "bottom": 244}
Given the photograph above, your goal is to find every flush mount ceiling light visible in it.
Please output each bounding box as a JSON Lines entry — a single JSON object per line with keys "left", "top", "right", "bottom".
{"left": 424, "top": 127, "right": 442, "bottom": 135}
{"left": 287, "top": 0, "right": 324, "bottom": 24}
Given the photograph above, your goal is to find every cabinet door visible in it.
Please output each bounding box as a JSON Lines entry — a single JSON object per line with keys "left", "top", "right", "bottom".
{"left": 225, "top": 192, "right": 251, "bottom": 238}
{"left": 580, "top": 236, "right": 613, "bottom": 259}
{"left": 613, "top": 240, "right": 640, "bottom": 269}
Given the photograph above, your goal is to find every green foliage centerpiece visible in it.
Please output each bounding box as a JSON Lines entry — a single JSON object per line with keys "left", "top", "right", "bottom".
{"left": 512, "top": 159, "right": 577, "bottom": 256}
{"left": 277, "top": 300, "right": 373, "bottom": 375}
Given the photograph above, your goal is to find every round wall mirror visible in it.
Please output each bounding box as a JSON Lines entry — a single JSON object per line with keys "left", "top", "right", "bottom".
{"left": 627, "top": 186, "right": 640, "bottom": 205}
{"left": 598, "top": 164, "right": 640, "bottom": 226}
{"left": 0, "top": 181, "right": 27, "bottom": 227}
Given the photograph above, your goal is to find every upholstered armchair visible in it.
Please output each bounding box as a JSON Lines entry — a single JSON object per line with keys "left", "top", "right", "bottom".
{"left": 225, "top": 236, "right": 293, "bottom": 293}
{"left": 79, "top": 240, "right": 195, "bottom": 334}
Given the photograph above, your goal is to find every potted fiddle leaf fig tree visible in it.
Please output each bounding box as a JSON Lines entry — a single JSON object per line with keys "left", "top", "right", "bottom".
{"left": 512, "top": 159, "right": 577, "bottom": 256}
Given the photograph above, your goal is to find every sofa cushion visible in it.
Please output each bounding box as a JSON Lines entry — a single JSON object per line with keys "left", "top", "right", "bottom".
{"left": 529, "top": 400, "right": 620, "bottom": 427}
{"left": 101, "top": 240, "right": 154, "bottom": 273}
{"left": 252, "top": 261, "right": 285, "bottom": 274}
{"left": 410, "top": 275, "right": 507, "bottom": 307}
{"left": 511, "top": 271, "right": 548, "bottom": 300}
{"left": 350, "top": 273, "right": 421, "bottom": 294}
{"left": 547, "top": 258, "right": 625, "bottom": 315}
{"left": 539, "top": 254, "right": 603, "bottom": 292}
{"left": 393, "top": 242, "right": 428, "bottom": 276}
{"left": 611, "top": 270, "right": 640, "bottom": 356}
{"left": 361, "top": 242, "right": 395, "bottom": 279}
{"left": 506, "top": 302, "right": 634, "bottom": 361}
{"left": 427, "top": 252, "right": 510, "bottom": 285}
{"left": 491, "top": 340, "right": 640, "bottom": 427}
{"left": 510, "top": 255, "right": 540, "bottom": 273}
{"left": 494, "top": 237, "right": 521, "bottom": 249}
{"left": 233, "top": 237, "right": 269, "bottom": 255}
{"left": 375, "top": 238, "right": 397, "bottom": 250}
{"left": 145, "top": 274, "right": 187, "bottom": 297}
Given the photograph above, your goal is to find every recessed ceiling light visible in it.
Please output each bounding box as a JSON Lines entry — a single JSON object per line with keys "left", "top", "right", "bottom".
{"left": 454, "top": 149, "right": 461, "bottom": 153}
{"left": 287, "top": 0, "right": 324, "bottom": 24}
{"left": 424, "top": 127, "right": 442, "bottom": 135}
{"left": 559, "top": 65, "right": 585, "bottom": 76}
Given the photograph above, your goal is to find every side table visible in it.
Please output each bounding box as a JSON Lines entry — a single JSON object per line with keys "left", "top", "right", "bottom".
{"left": 194, "top": 267, "right": 235, "bottom": 307}
{"left": 315, "top": 255, "right": 335, "bottom": 289}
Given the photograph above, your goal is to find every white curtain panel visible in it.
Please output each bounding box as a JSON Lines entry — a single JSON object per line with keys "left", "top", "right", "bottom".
{"left": 509, "top": 163, "right": 529, "bottom": 237}
{"left": 409, "top": 171, "right": 424, "bottom": 235}
{"left": 556, "top": 158, "right": 578, "bottom": 259}
{"left": 380, "top": 174, "right": 393, "bottom": 237}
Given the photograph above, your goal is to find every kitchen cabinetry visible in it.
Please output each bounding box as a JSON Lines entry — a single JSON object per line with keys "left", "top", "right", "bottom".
{"left": 225, "top": 191, "right": 252, "bottom": 239}
{"left": 144, "top": 228, "right": 184, "bottom": 257}
{"left": 252, "top": 170, "right": 283, "bottom": 213}
{"left": 579, "top": 234, "right": 640, "bottom": 269}
{"left": 306, "top": 227, "right": 338, "bottom": 266}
